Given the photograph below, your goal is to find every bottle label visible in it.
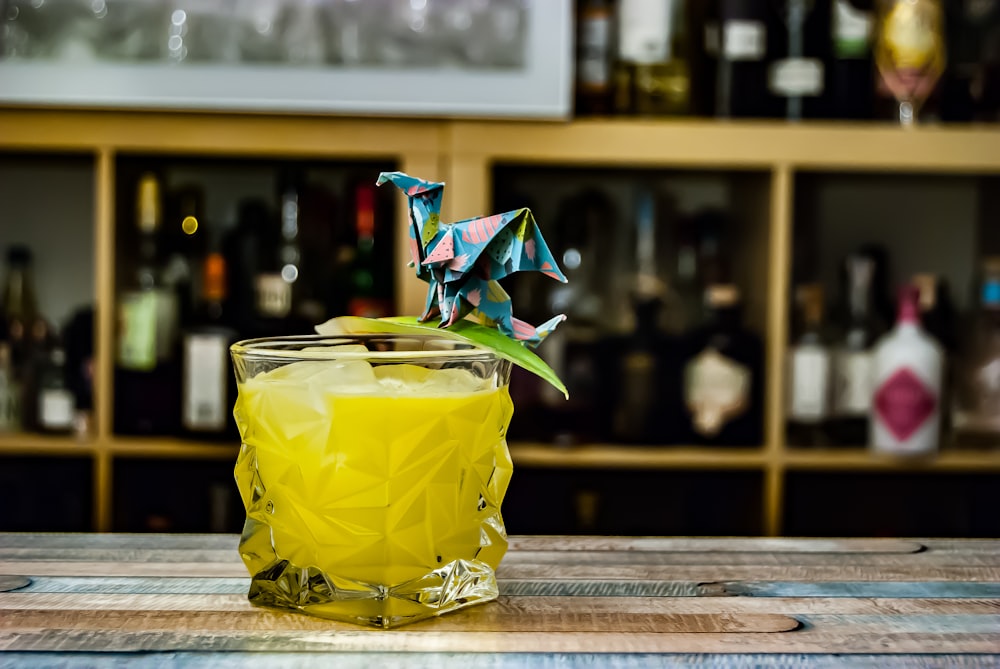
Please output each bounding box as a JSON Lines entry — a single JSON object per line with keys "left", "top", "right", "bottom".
{"left": 183, "top": 333, "right": 229, "bottom": 432}
{"left": 618, "top": 0, "right": 672, "bottom": 64}
{"left": 723, "top": 20, "right": 766, "bottom": 61}
{"left": 256, "top": 273, "right": 292, "bottom": 319}
{"left": 40, "top": 389, "right": 74, "bottom": 430}
{"left": 787, "top": 346, "right": 831, "bottom": 421}
{"left": 873, "top": 367, "right": 937, "bottom": 442}
{"left": 685, "top": 348, "right": 750, "bottom": 436}
{"left": 579, "top": 10, "right": 612, "bottom": 88}
{"left": 118, "top": 291, "right": 158, "bottom": 371}
{"left": 832, "top": 350, "right": 873, "bottom": 416}
{"left": 834, "top": 0, "right": 872, "bottom": 58}
{"left": 769, "top": 58, "right": 824, "bottom": 96}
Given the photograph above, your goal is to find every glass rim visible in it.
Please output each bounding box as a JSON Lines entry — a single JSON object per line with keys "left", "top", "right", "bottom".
{"left": 230, "top": 334, "right": 500, "bottom": 362}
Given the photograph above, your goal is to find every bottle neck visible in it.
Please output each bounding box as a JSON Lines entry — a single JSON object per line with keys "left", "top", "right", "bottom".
{"left": 2, "top": 268, "right": 38, "bottom": 319}
{"left": 896, "top": 290, "right": 921, "bottom": 328}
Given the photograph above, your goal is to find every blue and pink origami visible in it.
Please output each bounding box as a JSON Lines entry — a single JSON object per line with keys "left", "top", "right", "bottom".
{"left": 377, "top": 171, "right": 567, "bottom": 348}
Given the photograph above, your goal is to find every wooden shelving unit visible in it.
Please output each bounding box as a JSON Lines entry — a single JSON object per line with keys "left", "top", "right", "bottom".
{"left": 2, "top": 109, "right": 1000, "bottom": 535}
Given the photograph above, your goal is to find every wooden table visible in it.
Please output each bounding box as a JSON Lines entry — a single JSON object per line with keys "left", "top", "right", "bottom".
{"left": 0, "top": 534, "right": 998, "bottom": 667}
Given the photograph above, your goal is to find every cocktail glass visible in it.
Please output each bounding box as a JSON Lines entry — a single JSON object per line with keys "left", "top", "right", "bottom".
{"left": 230, "top": 334, "right": 514, "bottom": 629}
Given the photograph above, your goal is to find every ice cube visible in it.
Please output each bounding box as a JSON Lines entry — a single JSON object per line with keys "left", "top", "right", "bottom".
{"left": 308, "top": 360, "right": 379, "bottom": 393}
{"left": 420, "top": 367, "right": 488, "bottom": 394}
{"left": 259, "top": 360, "right": 328, "bottom": 383}
{"left": 374, "top": 364, "right": 433, "bottom": 393}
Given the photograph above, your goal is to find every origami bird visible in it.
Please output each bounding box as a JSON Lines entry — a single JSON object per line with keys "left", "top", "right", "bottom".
{"left": 377, "top": 171, "right": 567, "bottom": 348}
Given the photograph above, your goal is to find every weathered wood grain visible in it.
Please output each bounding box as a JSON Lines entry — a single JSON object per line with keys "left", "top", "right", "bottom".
{"left": 1, "top": 592, "right": 998, "bottom": 616}
{"left": 0, "top": 608, "right": 801, "bottom": 634}
{"left": 6, "top": 548, "right": 993, "bottom": 569}
{"left": 2, "top": 534, "right": 999, "bottom": 662}
{"left": 4, "top": 560, "right": 998, "bottom": 582}
{"left": 0, "top": 576, "right": 29, "bottom": 593}
{"left": 507, "top": 537, "right": 928, "bottom": 554}
{"left": 3, "top": 628, "right": 1000, "bottom": 654}
{"left": 1, "top": 652, "right": 998, "bottom": 669}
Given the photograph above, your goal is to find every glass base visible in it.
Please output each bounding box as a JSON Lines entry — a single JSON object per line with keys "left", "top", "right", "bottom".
{"left": 246, "top": 557, "right": 499, "bottom": 628}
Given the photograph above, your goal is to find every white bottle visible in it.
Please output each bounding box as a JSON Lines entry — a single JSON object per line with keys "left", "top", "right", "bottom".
{"left": 870, "top": 284, "right": 943, "bottom": 455}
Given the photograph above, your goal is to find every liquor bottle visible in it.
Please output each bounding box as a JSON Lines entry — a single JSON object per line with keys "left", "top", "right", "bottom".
{"left": 36, "top": 341, "right": 74, "bottom": 435}
{"left": 769, "top": 0, "right": 832, "bottom": 120}
{"left": 601, "top": 189, "right": 676, "bottom": 444}
{"left": 787, "top": 284, "right": 832, "bottom": 447}
{"left": 870, "top": 284, "right": 943, "bottom": 455}
{"left": 163, "top": 184, "right": 206, "bottom": 329}
{"left": 575, "top": 0, "right": 615, "bottom": 115}
{"left": 114, "top": 173, "right": 182, "bottom": 435}
{"left": 223, "top": 198, "right": 276, "bottom": 336}
{"left": 614, "top": 0, "right": 691, "bottom": 115}
{"left": 912, "top": 273, "right": 956, "bottom": 353}
{"left": 63, "top": 307, "right": 94, "bottom": 438}
{"left": 873, "top": 0, "right": 946, "bottom": 125}
{"left": 830, "top": 0, "right": 875, "bottom": 119}
{"left": 540, "top": 189, "right": 610, "bottom": 444}
{"left": 679, "top": 284, "right": 764, "bottom": 445}
{"left": 1, "top": 245, "right": 50, "bottom": 431}
{"left": 347, "top": 182, "right": 393, "bottom": 319}
{"left": 941, "top": 0, "right": 1000, "bottom": 122}
{"left": 0, "top": 343, "right": 19, "bottom": 433}
{"left": 952, "top": 258, "right": 1000, "bottom": 446}
{"left": 181, "top": 252, "right": 238, "bottom": 440}
{"left": 827, "top": 254, "right": 886, "bottom": 446}
{"left": 714, "top": 0, "right": 776, "bottom": 117}
{"left": 1, "top": 245, "right": 45, "bottom": 386}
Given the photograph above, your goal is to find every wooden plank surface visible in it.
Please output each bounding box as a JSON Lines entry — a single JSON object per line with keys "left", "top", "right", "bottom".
{"left": 0, "top": 534, "right": 997, "bottom": 664}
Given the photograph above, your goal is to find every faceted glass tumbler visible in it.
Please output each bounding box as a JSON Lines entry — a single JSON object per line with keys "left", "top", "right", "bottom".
{"left": 230, "top": 334, "right": 514, "bottom": 629}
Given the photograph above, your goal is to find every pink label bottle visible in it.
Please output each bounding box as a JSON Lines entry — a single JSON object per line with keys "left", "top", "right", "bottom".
{"left": 870, "top": 283, "right": 943, "bottom": 455}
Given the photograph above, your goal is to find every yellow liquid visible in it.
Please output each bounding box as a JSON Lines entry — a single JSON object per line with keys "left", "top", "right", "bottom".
{"left": 233, "top": 369, "right": 513, "bottom": 627}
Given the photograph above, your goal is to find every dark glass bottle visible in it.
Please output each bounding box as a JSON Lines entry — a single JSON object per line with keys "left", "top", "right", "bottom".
{"left": 830, "top": 0, "right": 876, "bottom": 119}
{"left": 614, "top": 0, "right": 692, "bottom": 116}
{"left": 941, "top": 0, "right": 1000, "bottom": 122}
{"left": 677, "top": 284, "right": 764, "bottom": 445}
{"left": 827, "top": 254, "right": 887, "bottom": 446}
{"left": 769, "top": 0, "right": 833, "bottom": 119}
{"left": 36, "top": 341, "right": 74, "bottom": 435}
{"left": 181, "top": 252, "right": 239, "bottom": 442}
{"left": 575, "top": 0, "right": 615, "bottom": 116}
{"left": 602, "top": 294, "right": 678, "bottom": 444}
{"left": 713, "top": 0, "right": 778, "bottom": 117}
{"left": 114, "top": 173, "right": 182, "bottom": 436}
{"left": 347, "top": 182, "right": 394, "bottom": 319}
{"left": 786, "top": 284, "right": 832, "bottom": 447}
{"left": 1, "top": 245, "right": 50, "bottom": 433}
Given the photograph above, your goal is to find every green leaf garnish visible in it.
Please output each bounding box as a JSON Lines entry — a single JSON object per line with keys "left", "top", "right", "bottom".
{"left": 316, "top": 316, "right": 568, "bottom": 399}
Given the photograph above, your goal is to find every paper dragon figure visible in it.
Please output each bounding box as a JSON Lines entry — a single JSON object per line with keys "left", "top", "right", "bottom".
{"left": 377, "top": 171, "right": 567, "bottom": 348}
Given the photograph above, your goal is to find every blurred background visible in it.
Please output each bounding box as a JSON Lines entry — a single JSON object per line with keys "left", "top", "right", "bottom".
{"left": 0, "top": 0, "right": 999, "bottom": 538}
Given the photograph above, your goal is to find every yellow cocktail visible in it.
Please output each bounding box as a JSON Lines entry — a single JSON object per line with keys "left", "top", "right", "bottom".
{"left": 231, "top": 335, "right": 513, "bottom": 628}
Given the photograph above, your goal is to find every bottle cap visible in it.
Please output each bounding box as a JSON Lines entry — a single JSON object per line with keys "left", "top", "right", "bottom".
{"left": 705, "top": 284, "right": 740, "bottom": 308}
{"left": 795, "top": 283, "right": 824, "bottom": 324}
{"left": 911, "top": 273, "right": 938, "bottom": 312}
{"left": 5, "top": 245, "right": 31, "bottom": 266}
